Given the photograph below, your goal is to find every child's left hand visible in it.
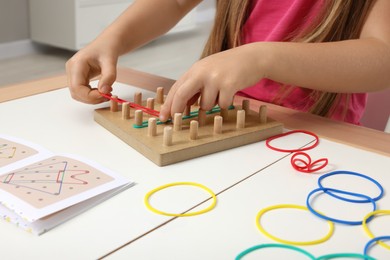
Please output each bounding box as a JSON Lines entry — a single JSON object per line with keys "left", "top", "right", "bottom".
{"left": 159, "top": 43, "right": 265, "bottom": 122}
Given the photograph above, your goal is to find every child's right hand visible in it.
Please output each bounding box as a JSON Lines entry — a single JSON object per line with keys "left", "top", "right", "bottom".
{"left": 66, "top": 0, "right": 200, "bottom": 105}
{"left": 66, "top": 41, "right": 119, "bottom": 104}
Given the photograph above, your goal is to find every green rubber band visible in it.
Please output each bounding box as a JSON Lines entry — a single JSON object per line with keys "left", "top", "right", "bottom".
{"left": 133, "top": 105, "right": 235, "bottom": 128}
{"left": 315, "top": 253, "right": 376, "bottom": 260}
{"left": 235, "top": 243, "right": 316, "bottom": 260}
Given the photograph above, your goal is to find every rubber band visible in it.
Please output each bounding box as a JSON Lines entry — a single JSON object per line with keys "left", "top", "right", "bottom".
{"left": 144, "top": 182, "right": 217, "bottom": 217}
{"left": 291, "top": 152, "right": 328, "bottom": 173}
{"left": 306, "top": 187, "right": 376, "bottom": 225}
{"left": 318, "top": 171, "right": 384, "bottom": 203}
{"left": 133, "top": 105, "right": 235, "bottom": 128}
{"left": 256, "top": 204, "right": 334, "bottom": 246}
{"left": 364, "top": 236, "right": 390, "bottom": 255}
{"left": 266, "top": 130, "right": 320, "bottom": 152}
{"left": 235, "top": 243, "right": 316, "bottom": 260}
{"left": 100, "top": 92, "right": 128, "bottom": 104}
{"left": 362, "top": 210, "right": 390, "bottom": 250}
{"left": 100, "top": 92, "right": 160, "bottom": 117}
{"left": 315, "top": 253, "right": 376, "bottom": 260}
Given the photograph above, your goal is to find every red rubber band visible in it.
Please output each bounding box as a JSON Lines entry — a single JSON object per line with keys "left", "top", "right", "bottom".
{"left": 290, "top": 152, "right": 328, "bottom": 173}
{"left": 100, "top": 92, "right": 160, "bottom": 117}
{"left": 266, "top": 130, "right": 319, "bottom": 152}
{"left": 292, "top": 158, "right": 310, "bottom": 170}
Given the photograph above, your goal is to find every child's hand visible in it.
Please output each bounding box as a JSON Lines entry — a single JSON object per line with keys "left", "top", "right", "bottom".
{"left": 159, "top": 43, "right": 265, "bottom": 122}
{"left": 66, "top": 42, "right": 118, "bottom": 104}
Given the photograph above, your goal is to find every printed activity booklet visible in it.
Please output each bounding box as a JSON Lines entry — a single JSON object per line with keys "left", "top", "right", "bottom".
{"left": 0, "top": 134, "right": 133, "bottom": 235}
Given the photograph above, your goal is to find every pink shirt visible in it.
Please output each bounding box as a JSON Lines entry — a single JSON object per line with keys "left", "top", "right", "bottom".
{"left": 239, "top": 0, "right": 367, "bottom": 124}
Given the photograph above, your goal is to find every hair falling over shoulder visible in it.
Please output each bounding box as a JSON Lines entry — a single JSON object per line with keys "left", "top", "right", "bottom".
{"left": 201, "top": 0, "right": 375, "bottom": 118}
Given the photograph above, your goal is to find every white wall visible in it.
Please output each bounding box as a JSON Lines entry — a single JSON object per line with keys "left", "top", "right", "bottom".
{"left": 0, "top": 0, "right": 29, "bottom": 44}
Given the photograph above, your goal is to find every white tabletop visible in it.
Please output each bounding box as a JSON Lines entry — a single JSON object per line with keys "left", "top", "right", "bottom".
{"left": 110, "top": 139, "right": 390, "bottom": 260}
{"left": 0, "top": 81, "right": 389, "bottom": 260}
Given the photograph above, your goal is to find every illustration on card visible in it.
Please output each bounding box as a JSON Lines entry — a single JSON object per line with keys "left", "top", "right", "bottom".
{"left": 0, "top": 156, "right": 114, "bottom": 209}
{"left": 0, "top": 138, "right": 39, "bottom": 168}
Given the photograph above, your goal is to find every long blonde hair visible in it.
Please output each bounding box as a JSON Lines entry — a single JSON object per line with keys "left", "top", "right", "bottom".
{"left": 201, "top": 0, "right": 375, "bottom": 117}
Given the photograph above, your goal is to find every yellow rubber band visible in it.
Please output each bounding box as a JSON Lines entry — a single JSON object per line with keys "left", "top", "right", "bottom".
{"left": 144, "top": 182, "right": 217, "bottom": 217}
{"left": 256, "top": 204, "right": 334, "bottom": 246}
{"left": 362, "top": 209, "right": 390, "bottom": 250}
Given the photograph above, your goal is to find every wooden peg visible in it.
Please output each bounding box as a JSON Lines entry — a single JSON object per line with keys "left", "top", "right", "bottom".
{"left": 236, "top": 109, "right": 245, "bottom": 129}
{"left": 198, "top": 109, "right": 207, "bottom": 126}
{"left": 213, "top": 115, "right": 223, "bottom": 135}
{"left": 135, "top": 110, "right": 143, "bottom": 126}
{"left": 134, "top": 92, "right": 142, "bottom": 105}
{"left": 147, "top": 98, "right": 155, "bottom": 110}
{"left": 173, "top": 113, "right": 183, "bottom": 131}
{"left": 163, "top": 126, "right": 173, "bottom": 146}
{"left": 148, "top": 118, "right": 157, "bottom": 137}
{"left": 189, "top": 120, "right": 199, "bottom": 140}
{"left": 122, "top": 102, "right": 130, "bottom": 119}
{"left": 110, "top": 95, "right": 119, "bottom": 112}
{"left": 242, "top": 99, "right": 250, "bottom": 114}
{"left": 259, "top": 105, "right": 267, "bottom": 124}
{"left": 156, "top": 87, "right": 164, "bottom": 104}
{"left": 220, "top": 108, "right": 229, "bottom": 122}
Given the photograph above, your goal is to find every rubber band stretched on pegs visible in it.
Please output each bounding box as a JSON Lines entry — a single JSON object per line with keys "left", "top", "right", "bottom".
{"left": 144, "top": 182, "right": 217, "bottom": 217}
{"left": 362, "top": 210, "right": 390, "bottom": 250}
{"left": 315, "top": 253, "right": 376, "bottom": 260}
{"left": 256, "top": 204, "right": 334, "bottom": 246}
{"left": 235, "top": 243, "right": 316, "bottom": 260}
{"left": 306, "top": 187, "right": 377, "bottom": 225}
{"left": 266, "top": 130, "right": 320, "bottom": 152}
{"left": 318, "top": 171, "right": 384, "bottom": 203}
{"left": 100, "top": 92, "right": 160, "bottom": 117}
{"left": 291, "top": 152, "right": 328, "bottom": 173}
{"left": 133, "top": 105, "right": 235, "bottom": 129}
{"left": 364, "top": 236, "right": 390, "bottom": 255}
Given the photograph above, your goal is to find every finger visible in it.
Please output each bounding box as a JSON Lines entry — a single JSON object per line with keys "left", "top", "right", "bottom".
{"left": 171, "top": 81, "right": 202, "bottom": 116}
{"left": 160, "top": 79, "right": 200, "bottom": 122}
{"left": 97, "top": 58, "right": 117, "bottom": 94}
{"left": 159, "top": 72, "right": 193, "bottom": 122}
{"left": 217, "top": 89, "right": 235, "bottom": 109}
{"left": 199, "top": 85, "right": 219, "bottom": 111}
{"left": 159, "top": 80, "right": 180, "bottom": 122}
{"left": 67, "top": 61, "right": 106, "bottom": 104}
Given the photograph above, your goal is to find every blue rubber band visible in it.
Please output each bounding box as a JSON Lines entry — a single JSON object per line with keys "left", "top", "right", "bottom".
{"left": 235, "top": 243, "right": 316, "bottom": 260}
{"left": 318, "top": 171, "right": 384, "bottom": 203}
{"left": 364, "top": 236, "right": 390, "bottom": 256}
{"left": 315, "top": 253, "right": 376, "bottom": 259}
{"left": 306, "top": 187, "right": 376, "bottom": 225}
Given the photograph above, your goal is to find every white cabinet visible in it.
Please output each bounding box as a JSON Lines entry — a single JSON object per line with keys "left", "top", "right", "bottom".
{"left": 29, "top": 0, "right": 196, "bottom": 50}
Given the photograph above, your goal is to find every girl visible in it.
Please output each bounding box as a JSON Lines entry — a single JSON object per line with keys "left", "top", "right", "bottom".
{"left": 66, "top": 0, "right": 390, "bottom": 125}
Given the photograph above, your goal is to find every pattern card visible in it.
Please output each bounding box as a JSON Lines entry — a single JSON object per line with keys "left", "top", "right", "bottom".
{"left": 0, "top": 135, "right": 133, "bottom": 234}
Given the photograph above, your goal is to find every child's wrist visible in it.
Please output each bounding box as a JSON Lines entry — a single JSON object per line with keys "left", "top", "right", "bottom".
{"left": 247, "top": 42, "right": 272, "bottom": 80}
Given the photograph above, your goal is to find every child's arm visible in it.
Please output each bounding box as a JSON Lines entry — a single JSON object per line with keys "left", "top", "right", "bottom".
{"left": 159, "top": 0, "right": 390, "bottom": 121}
{"left": 66, "top": 0, "right": 201, "bottom": 104}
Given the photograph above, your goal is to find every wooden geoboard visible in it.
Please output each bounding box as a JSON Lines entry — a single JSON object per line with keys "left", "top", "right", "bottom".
{"left": 94, "top": 88, "right": 283, "bottom": 166}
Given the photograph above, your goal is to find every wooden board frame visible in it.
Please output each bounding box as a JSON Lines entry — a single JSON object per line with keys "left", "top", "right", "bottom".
{"left": 94, "top": 97, "right": 283, "bottom": 166}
